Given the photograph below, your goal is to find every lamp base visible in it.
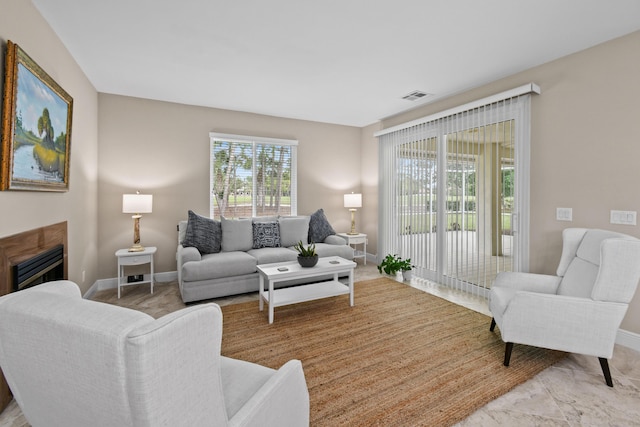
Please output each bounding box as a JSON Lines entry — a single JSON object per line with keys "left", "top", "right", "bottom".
{"left": 128, "top": 215, "right": 144, "bottom": 252}
{"left": 128, "top": 244, "right": 145, "bottom": 252}
{"left": 348, "top": 208, "right": 358, "bottom": 235}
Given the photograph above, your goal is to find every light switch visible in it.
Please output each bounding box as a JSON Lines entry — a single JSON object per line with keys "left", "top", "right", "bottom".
{"left": 556, "top": 207, "right": 572, "bottom": 221}
{"left": 610, "top": 210, "right": 637, "bottom": 225}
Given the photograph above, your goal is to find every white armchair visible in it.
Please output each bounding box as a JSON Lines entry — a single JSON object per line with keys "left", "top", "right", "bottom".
{"left": 0, "top": 280, "right": 309, "bottom": 426}
{"left": 489, "top": 228, "right": 640, "bottom": 387}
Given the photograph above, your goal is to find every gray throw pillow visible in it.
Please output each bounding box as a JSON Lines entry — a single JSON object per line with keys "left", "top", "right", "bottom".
{"left": 252, "top": 221, "right": 281, "bottom": 248}
{"left": 182, "top": 210, "right": 222, "bottom": 254}
{"left": 308, "top": 208, "right": 336, "bottom": 243}
{"left": 221, "top": 217, "right": 253, "bottom": 252}
{"left": 279, "top": 216, "right": 310, "bottom": 247}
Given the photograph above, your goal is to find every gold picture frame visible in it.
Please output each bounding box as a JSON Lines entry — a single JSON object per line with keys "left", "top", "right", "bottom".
{"left": 1, "top": 41, "right": 73, "bottom": 191}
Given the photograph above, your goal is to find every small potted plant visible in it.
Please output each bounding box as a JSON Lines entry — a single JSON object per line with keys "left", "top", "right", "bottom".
{"left": 378, "top": 254, "right": 403, "bottom": 280}
{"left": 294, "top": 241, "right": 318, "bottom": 267}
{"left": 399, "top": 258, "right": 414, "bottom": 281}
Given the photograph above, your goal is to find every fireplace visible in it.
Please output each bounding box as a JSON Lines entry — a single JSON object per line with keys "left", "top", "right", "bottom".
{"left": 0, "top": 221, "right": 68, "bottom": 413}
{"left": 13, "top": 244, "right": 65, "bottom": 292}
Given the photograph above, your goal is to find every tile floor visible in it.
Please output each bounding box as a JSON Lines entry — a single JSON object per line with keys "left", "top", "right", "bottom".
{"left": 1, "top": 262, "right": 639, "bottom": 426}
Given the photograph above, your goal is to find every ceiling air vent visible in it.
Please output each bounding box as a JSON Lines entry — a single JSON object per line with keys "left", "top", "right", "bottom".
{"left": 402, "top": 90, "right": 431, "bottom": 101}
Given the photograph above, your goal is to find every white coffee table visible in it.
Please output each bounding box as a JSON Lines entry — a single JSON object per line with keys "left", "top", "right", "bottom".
{"left": 257, "top": 256, "right": 356, "bottom": 323}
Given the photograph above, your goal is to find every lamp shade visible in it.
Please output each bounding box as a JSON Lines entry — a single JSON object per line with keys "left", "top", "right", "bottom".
{"left": 123, "top": 194, "right": 153, "bottom": 214}
{"left": 344, "top": 193, "right": 362, "bottom": 208}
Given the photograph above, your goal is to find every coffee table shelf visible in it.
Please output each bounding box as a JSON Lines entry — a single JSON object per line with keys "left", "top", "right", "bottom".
{"left": 257, "top": 256, "right": 356, "bottom": 323}
{"left": 262, "top": 280, "right": 349, "bottom": 307}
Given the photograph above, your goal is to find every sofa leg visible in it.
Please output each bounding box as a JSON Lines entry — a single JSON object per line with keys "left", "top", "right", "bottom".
{"left": 504, "top": 342, "right": 513, "bottom": 366}
{"left": 490, "top": 318, "right": 496, "bottom": 332}
{"left": 599, "top": 357, "right": 613, "bottom": 387}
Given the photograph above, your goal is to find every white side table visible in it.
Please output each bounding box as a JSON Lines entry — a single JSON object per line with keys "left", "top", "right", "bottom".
{"left": 115, "top": 246, "right": 157, "bottom": 298}
{"left": 337, "top": 233, "right": 367, "bottom": 265}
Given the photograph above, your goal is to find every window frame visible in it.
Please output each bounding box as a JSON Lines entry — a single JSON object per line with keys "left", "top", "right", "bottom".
{"left": 209, "top": 132, "right": 298, "bottom": 219}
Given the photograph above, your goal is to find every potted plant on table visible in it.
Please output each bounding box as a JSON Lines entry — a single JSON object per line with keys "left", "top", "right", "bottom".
{"left": 294, "top": 241, "right": 318, "bottom": 267}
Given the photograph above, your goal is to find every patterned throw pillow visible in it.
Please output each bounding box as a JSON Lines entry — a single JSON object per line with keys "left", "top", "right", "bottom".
{"left": 308, "top": 208, "right": 336, "bottom": 243}
{"left": 182, "top": 210, "right": 222, "bottom": 254}
{"left": 252, "top": 222, "right": 281, "bottom": 249}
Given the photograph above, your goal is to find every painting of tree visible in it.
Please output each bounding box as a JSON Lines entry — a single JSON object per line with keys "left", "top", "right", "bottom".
{"left": 1, "top": 41, "right": 73, "bottom": 191}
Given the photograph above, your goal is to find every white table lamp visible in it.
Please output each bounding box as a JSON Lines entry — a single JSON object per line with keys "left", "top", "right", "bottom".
{"left": 344, "top": 193, "right": 362, "bottom": 235}
{"left": 123, "top": 192, "right": 153, "bottom": 252}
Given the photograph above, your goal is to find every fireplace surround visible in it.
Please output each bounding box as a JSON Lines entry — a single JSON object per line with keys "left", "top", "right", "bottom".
{"left": 0, "top": 221, "right": 68, "bottom": 413}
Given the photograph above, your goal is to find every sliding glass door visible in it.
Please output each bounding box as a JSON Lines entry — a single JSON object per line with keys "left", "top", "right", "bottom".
{"left": 379, "top": 90, "right": 533, "bottom": 297}
{"left": 438, "top": 120, "right": 515, "bottom": 290}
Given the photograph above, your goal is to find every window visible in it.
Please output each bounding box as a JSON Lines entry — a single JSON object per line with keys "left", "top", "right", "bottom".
{"left": 209, "top": 132, "right": 297, "bottom": 219}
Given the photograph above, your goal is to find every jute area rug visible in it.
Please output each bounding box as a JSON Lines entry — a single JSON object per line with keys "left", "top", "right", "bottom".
{"left": 220, "top": 277, "right": 565, "bottom": 427}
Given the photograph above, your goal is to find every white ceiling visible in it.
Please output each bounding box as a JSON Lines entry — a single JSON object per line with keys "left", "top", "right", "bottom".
{"left": 32, "top": 0, "right": 640, "bottom": 127}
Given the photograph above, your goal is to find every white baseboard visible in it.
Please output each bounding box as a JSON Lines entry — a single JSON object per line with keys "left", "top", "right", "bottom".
{"left": 616, "top": 329, "right": 640, "bottom": 352}
{"left": 83, "top": 271, "right": 177, "bottom": 299}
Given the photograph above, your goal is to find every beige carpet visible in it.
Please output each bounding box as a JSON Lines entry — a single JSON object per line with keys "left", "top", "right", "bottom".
{"left": 221, "top": 277, "right": 565, "bottom": 427}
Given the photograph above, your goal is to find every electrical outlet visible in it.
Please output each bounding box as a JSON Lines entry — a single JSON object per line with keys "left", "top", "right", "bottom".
{"left": 82, "top": 270, "right": 86, "bottom": 283}
{"left": 556, "top": 207, "right": 572, "bottom": 221}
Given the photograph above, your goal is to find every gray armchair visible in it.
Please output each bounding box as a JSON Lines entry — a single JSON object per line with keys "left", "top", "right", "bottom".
{"left": 489, "top": 228, "right": 640, "bottom": 387}
{"left": 0, "top": 280, "right": 309, "bottom": 426}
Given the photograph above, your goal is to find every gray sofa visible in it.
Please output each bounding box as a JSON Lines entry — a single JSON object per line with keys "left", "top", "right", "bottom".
{"left": 177, "top": 210, "right": 354, "bottom": 303}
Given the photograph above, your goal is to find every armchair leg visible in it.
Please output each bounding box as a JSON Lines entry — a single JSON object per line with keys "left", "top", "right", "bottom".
{"left": 490, "top": 318, "right": 496, "bottom": 332}
{"left": 504, "top": 342, "right": 513, "bottom": 366}
{"left": 599, "top": 357, "right": 614, "bottom": 387}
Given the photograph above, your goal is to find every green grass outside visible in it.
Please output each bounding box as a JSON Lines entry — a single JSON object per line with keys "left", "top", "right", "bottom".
{"left": 400, "top": 212, "right": 511, "bottom": 233}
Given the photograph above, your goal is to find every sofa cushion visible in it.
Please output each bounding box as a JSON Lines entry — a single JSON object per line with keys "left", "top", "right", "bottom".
{"left": 182, "top": 251, "right": 257, "bottom": 281}
{"left": 247, "top": 247, "right": 298, "bottom": 265}
{"left": 308, "top": 209, "right": 336, "bottom": 243}
{"left": 182, "top": 210, "right": 222, "bottom": 254}
{"left": 252, "top": 221, "right": 281, "bottom": 249}
{"left": 221, "top": 218, "right": 253, "bottom": 252}
{"left": 279, "top": 216, "right": 310, "bottom": 247}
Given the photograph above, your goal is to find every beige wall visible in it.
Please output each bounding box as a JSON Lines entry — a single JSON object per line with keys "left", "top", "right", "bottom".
{"left": 97, "top": 94, "right": 361, "bottom": 278}
{"left": 0, "top": 0, "right": 99, "bottom": 294}
{"left": 376, "top": 31, "right": 640, "bottom": 333}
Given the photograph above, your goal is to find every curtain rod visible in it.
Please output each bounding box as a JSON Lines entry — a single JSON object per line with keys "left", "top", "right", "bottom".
{"left": 374, "top": 83, "right": 540, "bottom": 137}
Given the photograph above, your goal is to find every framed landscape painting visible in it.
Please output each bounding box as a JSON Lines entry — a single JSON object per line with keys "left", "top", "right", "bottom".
{"left": 1, "top": 40, "right": 73, "bottom": 191}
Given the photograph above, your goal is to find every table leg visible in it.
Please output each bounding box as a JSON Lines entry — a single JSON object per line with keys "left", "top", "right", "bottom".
{"left": 259, "top": 275, "right": 264, "bottom": 311}
{"left": 117, "top": 262, "right": 122, "bottom": 299}
{"left": 150, "top": 256, "right": 154, "bottom": 294}
{"left": 363, "top": 240, "right": 367, "bottom": 265}
{"left": 269, "top": 279, "right": 275, "bottom": 324}
{"left": 349, "top": 269, "right": 354, "bottom": 306}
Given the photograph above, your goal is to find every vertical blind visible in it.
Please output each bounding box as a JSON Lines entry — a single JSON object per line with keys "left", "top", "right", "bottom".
{"left": 376, "top": 85, "right": 537, "bottom": 296}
